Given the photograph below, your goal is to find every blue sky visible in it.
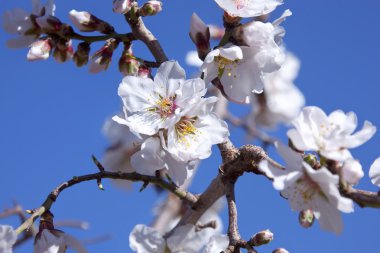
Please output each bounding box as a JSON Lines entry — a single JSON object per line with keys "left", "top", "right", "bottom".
{"left": 1, "top": 0, "right": 380, "bottom": 252}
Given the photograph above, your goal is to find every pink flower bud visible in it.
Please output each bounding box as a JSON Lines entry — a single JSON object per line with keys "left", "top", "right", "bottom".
{"left": 89, "top": 39, "right": 119, "bottom": 73}
{"left": 137, "top": 66, "right": 151, "bottom": 78}
{"left": 69, "top": 10, "right": 114, "bottom": 34}
{"left": 113, "top": 0, "right": 134, "bottom": 14}
{"left": 119, "top": 47, "right": 140, "bottom": 76}
{"left": 341, "top": 158, "right": 364, "bottom": 185}
{"left": 249, "top": 229, "right": 273, "bottom": 246}
{"left": 53, "top": 39, "right": 74, "bottom": 63}
{"left": 27, "top": 38, "right": 53, "bottom": 61}
{"left": 208, "top": 25, "right": 225, "bottom": 40}
{"left": 73, "top": 42, "right": 91, "bottom": 67}
{"left": 299, "top": 209, "right": 314, "bottom": 228}
{"left": 35, "top": 15, "right": 63, "bottom": 33}
{"left": 273, "top": 248, "right": 289, "bottom": 253}
{"left": 190, "top": 13, "right": 210, "bottom": 54}
{"left": 140, "top": 1, "right": 163, "bottom": 16}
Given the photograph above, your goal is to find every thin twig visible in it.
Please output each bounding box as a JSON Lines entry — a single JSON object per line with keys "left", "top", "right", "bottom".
{"left": 15, "top": 171, "right": 197, "bottom": 235}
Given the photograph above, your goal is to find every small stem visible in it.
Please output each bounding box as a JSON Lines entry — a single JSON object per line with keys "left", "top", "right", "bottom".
{"left": 70, "top": 32, "right": 136, "bottom": 43}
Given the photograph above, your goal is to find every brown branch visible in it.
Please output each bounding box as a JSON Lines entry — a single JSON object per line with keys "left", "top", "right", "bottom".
{"left": 15, "top": 171, "right": 197, "bottom": 235}
{"left": 341, "top": 186, "right": 380, "bottom": 208}
{"left": 70, "top": 32, "right": 136, "bottom": 43}
{"left": 124, "top": 8, "right": 168, "bottom": 63}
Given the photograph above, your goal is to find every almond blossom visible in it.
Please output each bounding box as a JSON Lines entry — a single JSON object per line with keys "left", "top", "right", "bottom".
{"left": 115, "top": 61, "right": 207, "bottom": 135}
{"left": 341, "top": 158, "right": 364, "bottom": 185}
{"left": 287, "top": 106, "right": 377, "bottom": 162}
{"left": 130, "top": 136, "right": 197, "bottom": 186}
{"left": 369, "top": 157, "right": 380, "bottom": 187}
{"left": 259, "top": 142, "right": 354, "bottom": 234}
{"left": 214, "top": 0, "right": 283, "bottom": 18}
{"left": 0, "top": 225, "right": 17, "bottom": 253}
{"left": 102, "top": 116, "right": 140, "bottom": 190}
{"left": 166, "top": 96, "right": 229, "bottom": 162}
{"left": 3, "top": 0, "right": 55, "bottom": 48}
{"left": 201, "top": 10, "right": 290, "bottom": 103}
{"left": 34, "top": 211, "right": 87, "bottom": 253}
{"left": 202, "top": 234, "right": 229, "bottom": 253}
{"left": 129, "top": 201, "right": 224, "bottom": 253}
{"left": 249, "top": 51, "right": 304, "bottom": 128}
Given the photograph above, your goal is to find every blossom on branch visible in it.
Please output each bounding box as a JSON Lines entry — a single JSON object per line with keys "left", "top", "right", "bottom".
{"left": 3, "top": 0, "right": 55, "bottom": 48}
{"left": 214, "top": 0, "right": 283, "bottom": 18}
{"left": 249, "top": 51, "right": 304, "bottom": 128}
{"left": 0, "top": 225, "right": 16, "bottom": 253}
{"left": 260, "top": 142, "right": 354, "bottom": 234}
{"left": 103, "top": 116, "right": 140, "bottom": 190}
{"left": 369, "top": 157, "right": 380, "bottom": 187}
{"left": 201, "top": 10, "right": 290, "bottom": 103}
{"left": 287, "top": 106, "right": 377, "bottom": 162}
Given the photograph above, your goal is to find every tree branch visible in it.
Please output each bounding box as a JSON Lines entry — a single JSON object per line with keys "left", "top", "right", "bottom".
{"left": 15, "top": 171, "right": 197, "bottom": 235}
{"left": 341, "top": 186, "right": 380, "bottom": 208}
{"left": 124, "top": 8, "right": 168, "bottom": 63}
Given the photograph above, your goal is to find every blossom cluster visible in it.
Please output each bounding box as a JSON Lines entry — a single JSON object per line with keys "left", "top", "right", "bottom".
{"left": 260, "top": 106, "right": 378, "bottom": 233}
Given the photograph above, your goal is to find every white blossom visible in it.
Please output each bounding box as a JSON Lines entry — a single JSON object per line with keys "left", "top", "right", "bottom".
{"left": 102, "top": 117, "right": 140, "bottom": 190}
{"left": 202, "top": 234, "right": 229, "bottom": 253}
{"left": 115, "top": 61, "right": 206, "bottom": 136}
{"left": 0, "top": 225, "right": 17, "bottom": 253}
{"left": 259, "top": 142, "right": 354, "bottom": 234}
{"left": 201, "top": 11, "right": 290, "bottom": 103}
{"left": 3, "top": 0, "right": 55, "bottom": 48}
{"left": 250, "top": 51, "right": 304, "bottom": 128}
{"left": 369, "top": 157, "right": 380, "bottom": 187}
{"left": 129, "top": 136, "right": 197, "bottom": 186}
{"left": 167, "top": 201, "right": 224, "bottom": 253}
{"left": 341, "top": 158, "right": 364, "bottom": 185}
{"left": 214, "top": 0, "right": 283, "bottom": 18}
{"left": 129, "top": 224, "right": 166, "bottom": 253}
{"left": 186, "top": 51, "right": 203, "bottom": 68}
{"left": 166, "top": 96, "right": 229, "bottom": 162}
{"left": 34, "top": 229, "right": 87, "bottom": 253}
{"left": 287, "top": 106, "right": 377, "bottom": 162}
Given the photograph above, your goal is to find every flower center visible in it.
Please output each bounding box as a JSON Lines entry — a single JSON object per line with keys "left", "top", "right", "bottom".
{"left": 214, "top": 55, "right": 238, "bottom": 78}
{"left": 233, "top": 0, "right": 249, "bottom": 10}
{"left": 175, "top": 117, "right": 200, "bottom": 147}
{"left": 153, "top": 95, "right": 176, "bottom": 119}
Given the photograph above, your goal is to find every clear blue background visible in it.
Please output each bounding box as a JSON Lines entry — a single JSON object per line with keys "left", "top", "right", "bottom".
{"left": 1, "top": 0, "right": 380, "bottom": 252}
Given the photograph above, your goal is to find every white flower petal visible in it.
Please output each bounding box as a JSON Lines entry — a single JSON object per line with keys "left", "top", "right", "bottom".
{"left": 129, "top": 224, "right": 166, "bottom": 253}
{"left": 154, "top": 61, "right": 186, "bottom": 97}
{"left": 369, "top": 157, "right": 380, "bottom": 186}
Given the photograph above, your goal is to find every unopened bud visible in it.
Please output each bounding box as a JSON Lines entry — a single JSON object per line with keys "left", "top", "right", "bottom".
{"left": 119, "top": 53, "right": 140, "bottom": 76}
{"left": 73, "top": 42, "right": 91, "bottom": 67}
{"left": 190, "top": 13, "right": 210, "bottom": 53}
{"left": 89, "top": 39, "right": 119, "bottom": 73}
{"left": 303, "top": 154, "right": 318, "bottom": 168}
{"left": 299, "top": 209, "right": 314, "bottom": 228}
{"left": 137, "top": 65, "right": 151, "bottom": 78}
{"left": 341, "top": 158, "right": 364, "bottom": 185}
{"left": 27, "top": 38, "right": 53, "bottom": 61}
{"left": 35, "top": 15, "right": 63, "bottom": 33}
{"left": 53, "top": 39, "right": 74, "bottom": 63}
{"left": 273, "top": 248, "right": 289, "bottom": 253}
{"left": 69, "top": 10, "right": 114, "bottom": 34}
{"left": 249, "top": 229, "right": 273, "bottom": 246}
{"left": 113, "top": 0, "right": 134, "bottom": 14}
{"left": 140, "top": 1, "right": 163, "bottom": 16}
